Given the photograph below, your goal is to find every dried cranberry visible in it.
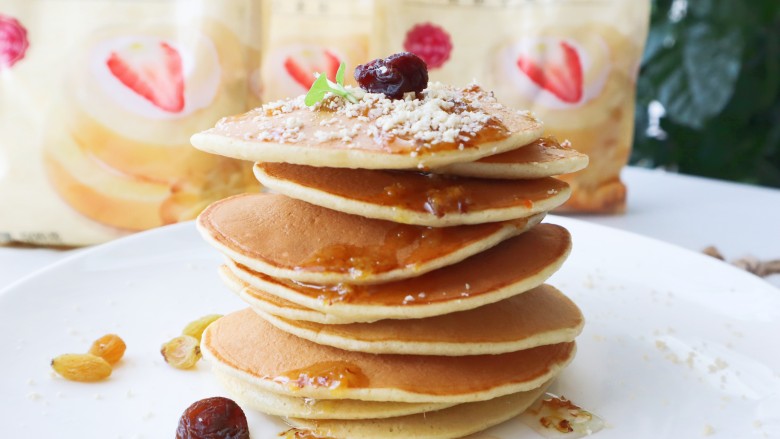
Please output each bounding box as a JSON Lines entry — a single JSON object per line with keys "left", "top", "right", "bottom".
{"left": 175, "top": 396, "right": 250, "bottom": 439}
{"left": 354, "top": 52, "right": 428, "bottom": 99}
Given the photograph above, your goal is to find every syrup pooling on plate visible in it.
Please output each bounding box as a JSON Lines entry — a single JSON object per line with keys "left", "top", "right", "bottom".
{"left": 519, "top": 393, "right": 605, "bottom": 438}
{"left": 273, "top": 361, "right": 369, "bottom": 391}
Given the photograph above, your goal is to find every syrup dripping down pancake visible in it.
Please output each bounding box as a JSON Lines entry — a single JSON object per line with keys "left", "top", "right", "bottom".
{"left": 253, "top": 163, "right": 570, "bottom": 226}
{"left": 221, "top": 223, "right": 571, "bottom": 321}
{"left": 202, "top": 309, "right": 574, "bottom": 403}
{"left": 197, "top": 193, "right": 544, "bottom": 285}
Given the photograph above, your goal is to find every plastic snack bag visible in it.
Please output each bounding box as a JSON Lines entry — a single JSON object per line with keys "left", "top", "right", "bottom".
{"left": 372, "top": 0, "right": 650, "bottom": 213}
{"left": 258, "top": 0, "right": 372, "bottom": 102}
{"left": 0, "top": 0, "right": 258, "bottom": 246}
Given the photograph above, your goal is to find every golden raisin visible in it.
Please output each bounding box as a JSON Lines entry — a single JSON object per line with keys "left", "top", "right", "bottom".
{"left": 161, "top": 335, "right": 201, "bottom": 369}
{"left": 88, "top": 334, "right": 126, "bottom": 365}
{"left": 51, "top": 353, "right": 112, "bottom": 382}
{"left": 182, "top": 314, "right": 222, "bottom": 342}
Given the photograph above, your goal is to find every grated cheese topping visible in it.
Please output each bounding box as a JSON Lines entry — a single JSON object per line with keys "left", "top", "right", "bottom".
{"left": 227, "top": 83, "right": 507, "bottom": 146}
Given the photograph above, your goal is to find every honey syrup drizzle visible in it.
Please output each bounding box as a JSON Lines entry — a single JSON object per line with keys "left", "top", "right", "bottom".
{"left": 372, "top": 85, "right": 511, "bottom": 153}
{"left": 538, "top": 395, "right": 591, "bottom": 432}
{"left": 380, "top": 173, "right": 473, "bottom": 217}
{"left": 524, "top": 394, "right": 604, "bottom": 436}
{"left": 274, "top": 361, "right": 369, "bottom": 391}
{"left": 297, "top": 222, "right": 492, "bottom": 276}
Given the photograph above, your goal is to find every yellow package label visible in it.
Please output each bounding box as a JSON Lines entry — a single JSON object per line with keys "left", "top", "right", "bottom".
{"left": 258, "top": 0, "right": 371, "bottom": 102}
{"left": 0, "top": 0, "right": 259, "bottom": 246}
{"left": 372, "top": 0, "right": 651, "bottom": 213}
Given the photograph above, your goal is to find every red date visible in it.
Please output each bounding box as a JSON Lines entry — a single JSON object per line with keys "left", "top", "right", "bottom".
{"left": 175, "top": 396, "right": 249, "bottom": 439}
{"left": 354, "top": 52, "right": 428, "bottom": 99}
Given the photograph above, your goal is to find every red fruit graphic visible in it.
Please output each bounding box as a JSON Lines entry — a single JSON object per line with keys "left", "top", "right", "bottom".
{"left": 284, "top": 49, "right": 340, "bottom": 89}
{"left": 0, "top": 14, "right": 29, "bottom": 69}
{"left": 107, "top": 41, "right": 185, "bottom": 112}
{"left": 403, "top": 23, "right": 452, "bottom": 69}
{"left": 516, "top": 41, "right": 583, "bottom": 104}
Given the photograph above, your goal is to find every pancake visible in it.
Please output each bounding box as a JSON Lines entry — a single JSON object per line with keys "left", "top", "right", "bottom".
{"left": 253, "top": 163, "right": 570, "bottom": 226}
{"left": 218, "top": 266, "right": 355, "bottom": 324}
{"left": 223, "top": 223, "right": 572, "bottom": 322}
{"left": 197, "top": 193, "right": 544, "bottom": 285}
{"left": 214, "top": 370, "right": 455, "bottom": 420}
{"left": 246, "top": 284, "right": 584, "bottom": 356}
{"left": 438, "top": 136, "right": 590, "bottom": 179}
{"left": 201, "top": 308, "right": 576, "bottom": 403}
{"left": 288, "top": 382, "right": 551, "bottom": 439}
{"left": 190, "top": 83, "right": 544, "bottom": 169}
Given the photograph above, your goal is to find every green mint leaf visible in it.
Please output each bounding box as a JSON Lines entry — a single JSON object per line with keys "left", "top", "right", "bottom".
{"left": 304, "top": 73, "right": 331, "bottom": 106}
{"left": 335, "top": 62, "right": 346, "bottom": 86}
{"left": 304, "top": 64, "right": 359, "bottom": 106}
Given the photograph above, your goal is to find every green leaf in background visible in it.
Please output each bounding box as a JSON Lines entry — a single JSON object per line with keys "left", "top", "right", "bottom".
{"left": 633, "top": 0, "right": 780, "bottom": 188}
{"left": 642, "top": 23, "right": 743, "bottom": 129}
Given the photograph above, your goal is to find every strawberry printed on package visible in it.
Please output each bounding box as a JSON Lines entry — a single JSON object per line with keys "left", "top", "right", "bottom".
{"left": 0, "top": 0, "right": 258, "bottom": 246}
{"left": 106, "top": 41, "right": 186, "bottom": 113}
{"left": 258, "top": 0, "right": 372, "bottom": 102}
{"left": 373, "top": 0, "right": 651, "bottom": 213}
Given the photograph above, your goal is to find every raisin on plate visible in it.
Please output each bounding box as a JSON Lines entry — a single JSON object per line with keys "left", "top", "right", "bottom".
{"left": 176, "top": 396, "right": 249, "bottom": 439}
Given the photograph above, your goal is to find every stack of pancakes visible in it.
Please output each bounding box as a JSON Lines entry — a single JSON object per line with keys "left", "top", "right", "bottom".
{"left": 191, "top": 82, "right": 589, "bottom": 438}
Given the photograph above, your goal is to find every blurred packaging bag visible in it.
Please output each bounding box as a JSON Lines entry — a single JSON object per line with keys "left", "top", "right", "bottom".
{"left": 258, "top": 0, "right": 371, "bottom": 101}
{"left": 373, "top": 0, "right": 650, "bottom": 213}
{"left": 0, "top": 0, "right": 259, "bottom": 246}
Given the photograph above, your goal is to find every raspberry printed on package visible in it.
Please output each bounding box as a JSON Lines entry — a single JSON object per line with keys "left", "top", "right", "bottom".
{"left": 373, "top": 0, "right": 651, "bottom": 213}
{"left": 0, "top": 0, "right": 260, "bottom": 246}
{"left": 403, "top": 23, "right": 452, "bottom": 69}
{"left": 0, "top": 14, "right": 28, "bottom": 68}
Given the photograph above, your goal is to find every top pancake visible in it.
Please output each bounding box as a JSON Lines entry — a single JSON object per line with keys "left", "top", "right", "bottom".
{"left": 438, "top": 136, "right": 589, "bottom": 179}
{"left": 197, "top": 193, "right": 543, "bottom": 285}
{"left": 191, "top": 83, "right": 544, "bottom": 169}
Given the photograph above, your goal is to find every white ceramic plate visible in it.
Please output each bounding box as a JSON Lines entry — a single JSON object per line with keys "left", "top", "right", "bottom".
{"left": 2, "top": 217, "right": 779, "bottom": 438}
